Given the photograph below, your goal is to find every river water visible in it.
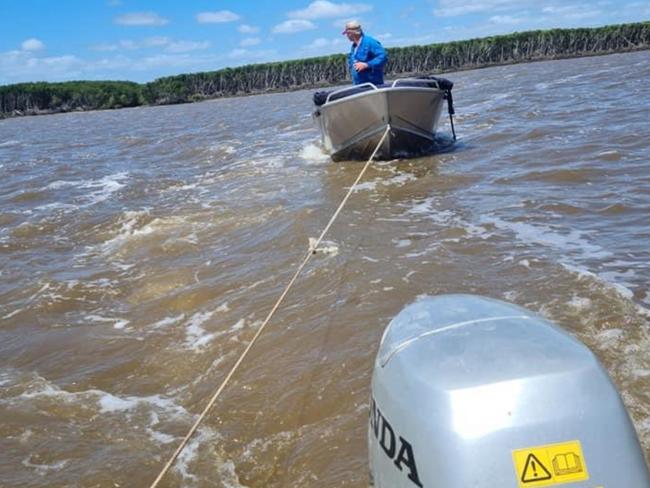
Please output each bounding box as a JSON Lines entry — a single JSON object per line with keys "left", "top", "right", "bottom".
{"left": 1, "top": 50, "right": 649, "bottom": 487}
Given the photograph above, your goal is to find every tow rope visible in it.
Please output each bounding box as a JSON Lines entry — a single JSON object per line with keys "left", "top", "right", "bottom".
{"left": 148, "top": 125, "right": 391, "bottom": 488}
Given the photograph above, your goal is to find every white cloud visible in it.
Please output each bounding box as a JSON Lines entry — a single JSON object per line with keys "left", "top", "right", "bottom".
{"left": 229, "top": 48, "right": 249, "bottom": 58}
{"left": 273, "top": 19, "right": 317, "bottom": 34}
{"left": 625, "top": 1, "right": 650, "bottom": 16}
{"left": 288, "top": 0, "right": 372, "bottom": 19}
{"left": 400, "top": 6, "right": 417, "bottom": 18}
{"left": 381, "top": 33, "right": 439, "bottom": 47}
{"left": 227, "top": 48, "right": 278, "bottom": 62}
{"left": 302, "top": 37, "right": 347, "bottom": 51}
{"left": 240, "top": 37, "right": 261, "bottom": 47}
{"left": 89, "top": 37, "right": 209, "bottom": 54}
{"left": 91, "top": 43, "right": 119, "bottom": 52}
{"left": 434, "top": 0, "right": 532, "bottom": 17}
{"left": 0, "top": 41, "right": 282, "bottom": 85}
{"left": 541, "top": 4, "right": 602, "bottom": 20}
{"left": 165, "top": 41, "right": 211, "bottom": 53}
{"left": 238, "top": 24, "right": 260, "bottom": 34}
{"left": 92, "top": 37, "right": 170, "bottom": 51}
{"left": 115, "top": 12, "right": 169, "bottom": 26}
{"left": 21, "top": 38, "right": 45, "bottom": 51}
{"left": 0, "top": 49, "right": 83, "bottom": 84}
{"left": 196, "top": 11, "right": 240, "bottom": 24}
{"left": 306, "top": 37, "right": 332, "bottom": 49}
{"left": 489, "top": 15, "right": 525, "bottom": 24}
{"left": 142, "top": 36, "right": 172, "bottom": 48}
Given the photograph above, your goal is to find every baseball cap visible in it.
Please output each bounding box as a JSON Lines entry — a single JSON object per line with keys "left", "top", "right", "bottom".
{"left": 342, "top": 20, "right": 362, "bottom": 34}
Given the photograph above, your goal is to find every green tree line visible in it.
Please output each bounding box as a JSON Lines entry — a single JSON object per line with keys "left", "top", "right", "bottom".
{"left": 0, "top": 81, "right": 144, "bottom": 116}
{"left": 1, "top": 21, "right": 649, "bottom": 118}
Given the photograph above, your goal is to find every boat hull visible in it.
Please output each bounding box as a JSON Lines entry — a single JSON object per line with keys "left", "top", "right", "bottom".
{"left": 314, "top": 85, "right": 446, "bottom": 161}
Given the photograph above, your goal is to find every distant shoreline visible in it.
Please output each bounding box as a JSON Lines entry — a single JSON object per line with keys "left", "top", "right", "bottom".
{"left": 1, "top": 21, "right": 649, "bottom": 120}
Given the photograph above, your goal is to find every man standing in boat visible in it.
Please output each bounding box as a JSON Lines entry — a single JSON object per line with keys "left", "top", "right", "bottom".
{"left": 343, "top": 20, "right": 387, "bottom": 85}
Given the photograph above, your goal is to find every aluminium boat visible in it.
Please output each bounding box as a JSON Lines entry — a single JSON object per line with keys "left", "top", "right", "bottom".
{"left": 312, "top": 76, "right": 455, "bottom": 161}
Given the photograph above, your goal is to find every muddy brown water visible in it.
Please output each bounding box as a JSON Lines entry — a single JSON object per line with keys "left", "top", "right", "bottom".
{"left": 1, "top": 51, "right": 649, "bottom": 487}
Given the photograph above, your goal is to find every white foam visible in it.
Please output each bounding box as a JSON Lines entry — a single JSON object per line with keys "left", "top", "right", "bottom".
{"left": 518, "top": 259, "right": 531, "bottom": 269}
{"left": 34, "top": 201, "right": 78, "bottom": 213}
{"left": 0, "top": 373, "right": 12, "bottom": 387}
{"left": 174, "top": 430, "right": 212, "bottom": 483}
{"left": 598, "top": 270, "right": 636, "bottom": 299}
{"left": 98, "top": 211, "right": 200, "bottom": 257}
{"left": 352, "top": 173, "right": 417, "bottom": 193}
{"left": 299, "top": 143, "right": 330, "bottom": 164}
{"left": 561, "top": 263, "right": 636, "bottom": 301}
{"left": 405, "top": 249, "right": 431, "bottom": 258}
{"left": 46, "top": 180, "right": 77, "bottom": 190}
{"left": 308, "top": 238, "right": 339, "bottom": 256}
{"left": 81, "top": 171, "right": 129, "bottom": 206}
{"left": 484, "top": 216, "right": 611, "bottom": 260}
{"left": 561, "top": 263, "right": 597, "bottom": 280}
{"left": 503, "top": 290, "right": 519, "bottom": 302}
{"left": 113, "top": 319, "right": 129, "bottom": 329}
{"left": 13, "top": 376, "right": 189, "bottom": 423}
{"left": 98, "top": 392, "right": 188, "bottom": 419}
{"left": 595, "top": 328, "right": 625, "bottom": 349}
{"left": 241, "top": 431, "right": 293, "bottom": 462}
{"left": 352, "top": 180, "right": 378, "bottom": 192}
{"left": 386, "top": 173, "right": 417, "bottom": 186}
{"left": 151, "top": 314, "right": 185, "bottom": 329}
{"left": 98, "top": 392, "right": 139, "bottom": 412}
{"left": 604, "top": 281, "right": 635, "bottom": 300}
{"left": 85, "top": 314, "right": 130, "bottom": 330}
{"left": 22, "top": 457, "right": 68, "bottom": 475}
{"left": 567, "top": 295, "right": 592, "bottom": 311}
{"left": 362, "top": 256, "right": 380, "bottom": 263}
{"left": 637, "top": 304, "right": 650, "bottom": 318}
{"left": 113, "top": 261, "right": 136, "bottom": 271}
{"left": 0, "top": 140, "right": 21, "bottom": 147}
{"left": 169, "top": 182, "right": 199, "bottom": 192}
{"left": 2, "top": 308, "right": 22, "bottom": 320}
{"left": 230, "top": 319, "right": 245, "bottom": 331}
{"left": 185, "top": 310, "right": 217, "bottom": 350}
{"left": 217, "top": 460, "right": 247, "bottom": 488}
{"left": 27, "top": 283, "right": 51, "bottom": 304}
{"left": 406, "top": 197, "right": 437, "bottom": 215}
{"left": 402, "top": 271, "right": 416, "bottom": 283}
{"left": 147, "top": 428, "right": 176, "bottom": 445}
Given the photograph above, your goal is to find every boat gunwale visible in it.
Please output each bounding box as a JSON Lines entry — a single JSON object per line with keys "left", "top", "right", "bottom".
{"left": 316, "top": 85, "right": 444, "bottom": 111}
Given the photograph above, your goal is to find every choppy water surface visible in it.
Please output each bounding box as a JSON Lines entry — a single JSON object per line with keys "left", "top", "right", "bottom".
{"left": 1, "top": 51, "right": 649, "bottom": 487}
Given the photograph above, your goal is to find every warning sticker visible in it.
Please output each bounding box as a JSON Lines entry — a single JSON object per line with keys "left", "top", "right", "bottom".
{"left": 512, "top": 440, "right": 589, "bottom": 487}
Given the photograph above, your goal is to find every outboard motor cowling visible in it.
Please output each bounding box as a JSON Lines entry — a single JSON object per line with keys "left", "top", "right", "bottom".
{"left": 369, "top": 294, "right": 650, "bottom": 488}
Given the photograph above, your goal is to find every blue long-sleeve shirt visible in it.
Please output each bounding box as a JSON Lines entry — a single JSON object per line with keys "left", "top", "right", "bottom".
{"left": 348, "top": 35, "right": 387, "bottom": 85}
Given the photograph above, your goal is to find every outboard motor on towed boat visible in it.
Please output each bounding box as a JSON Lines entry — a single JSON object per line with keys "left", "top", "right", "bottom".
{"left": 369, "top": 294, "right": 650, "bottom": 487}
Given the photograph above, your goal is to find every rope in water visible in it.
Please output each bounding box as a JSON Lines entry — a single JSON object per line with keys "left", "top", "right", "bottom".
{"left": 148, "top": 125, "right": 391, "bottom": 488}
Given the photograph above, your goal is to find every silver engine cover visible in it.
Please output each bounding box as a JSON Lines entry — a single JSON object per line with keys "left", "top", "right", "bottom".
{"left": 369, "top": 294, "right": 650, "bottom": 488}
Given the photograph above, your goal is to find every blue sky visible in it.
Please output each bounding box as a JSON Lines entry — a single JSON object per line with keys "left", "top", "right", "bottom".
{"left": 1, "top": 0, "right": 649, "bottom": 85}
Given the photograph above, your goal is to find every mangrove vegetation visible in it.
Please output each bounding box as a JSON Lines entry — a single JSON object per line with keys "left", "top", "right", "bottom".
{"left": 2, "top": 21, "right": 649, "bottom": 118}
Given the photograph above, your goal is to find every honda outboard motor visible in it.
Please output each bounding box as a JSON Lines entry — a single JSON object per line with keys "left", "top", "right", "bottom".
{"left": 369, "top": 294, "right": 650, "bottom": 488}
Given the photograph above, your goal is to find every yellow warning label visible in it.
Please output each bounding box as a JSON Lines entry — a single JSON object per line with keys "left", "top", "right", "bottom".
{"left": 512, "top": 440, "right": 589, "bottom": 487}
